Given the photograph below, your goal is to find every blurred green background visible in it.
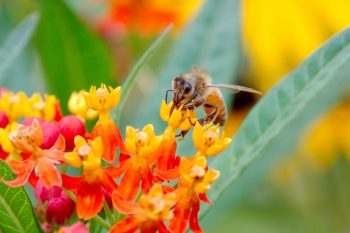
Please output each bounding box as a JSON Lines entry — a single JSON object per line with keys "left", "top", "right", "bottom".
{"left": 1, "top": 0, "right": 350, "bottom": 232}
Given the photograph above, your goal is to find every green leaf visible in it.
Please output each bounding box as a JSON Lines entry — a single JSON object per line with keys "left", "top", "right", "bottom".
{"left": 123, "top": 0, "right": 241, "bottom": 132}
{"left": 36, "top": 0, "right": 115, "bottom": 112}
{"left": 0, "top": 160, "right": 42, "bottom": 233}
{"left": 201, "top": 27, "right": 350, "bottom": 218}
{"left": 114, "top": 25, "right": 173, "bottom": 123}
{"left": 0, "top": 12, "right": 39, "bottom": 84}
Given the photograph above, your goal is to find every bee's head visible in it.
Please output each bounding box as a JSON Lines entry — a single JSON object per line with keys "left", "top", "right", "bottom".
{"left": 172, "top": 76, "right": 192, "bottom": 105}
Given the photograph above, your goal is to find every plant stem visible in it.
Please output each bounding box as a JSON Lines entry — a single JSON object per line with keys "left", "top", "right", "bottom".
{"left": 113, "top": 207, "right": 120, "bottom": 221}
{"left": 60, "top": 163, "right": 67, "bottom": 173}
{"left": 96, "top": 224, "right": 103, "bottom": 233}
{"left": 103, "top": 198, "right": 114, "bottom": 225}
{"left": 63, "top": 189, "right": 111, "bottom": 230}
{"left": 93, "top": 215, "right": 111, "bottom": 230}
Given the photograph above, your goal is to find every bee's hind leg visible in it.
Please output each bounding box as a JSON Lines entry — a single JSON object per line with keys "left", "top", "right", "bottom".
{"left": 203, "top": 103, "right": 219, "bottom": 125}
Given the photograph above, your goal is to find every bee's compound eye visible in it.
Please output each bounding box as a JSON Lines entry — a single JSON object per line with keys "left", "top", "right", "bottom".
{"left": 183, "top": 82, "right": 192, "bottom": 94}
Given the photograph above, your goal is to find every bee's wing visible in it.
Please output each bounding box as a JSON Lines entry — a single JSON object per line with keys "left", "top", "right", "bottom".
{"left": 206, "top": 84, "right": 262, "bottom": 95}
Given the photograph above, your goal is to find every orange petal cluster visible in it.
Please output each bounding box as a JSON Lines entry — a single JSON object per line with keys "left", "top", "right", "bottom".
{"left": 0, "top": 84, "right": 232, "bottom": 232}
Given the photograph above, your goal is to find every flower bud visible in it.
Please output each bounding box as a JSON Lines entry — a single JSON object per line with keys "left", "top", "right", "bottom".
{"left": 59, "top": 191, "right": 75, "bottom": 214}
{"left": 59, "top": 115, "right": 86, "bottom": 151}
{"left": 59, "top": 222, "right": 88, "bottom": 233}
{"left": 0, "top": 110, "right": 9, "bottom": 128}
{"left": 34, "top": 180, "right": 49, "bottom": 203}
{"left": 40, "top": 122, "right": 61, "bottom": 149}
{"left": 46, "top": 198, "right": 71, "bottom": 225}
{"left": 0, "top": 87, "right": 9, "bottom": 96}
{"left": 22, "top": 117, "right": 45, "bottom": 126}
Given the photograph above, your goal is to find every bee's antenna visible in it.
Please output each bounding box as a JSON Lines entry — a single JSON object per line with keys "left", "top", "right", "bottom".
{"left": 165, "top": 89, "right": 174, "bottom": 104}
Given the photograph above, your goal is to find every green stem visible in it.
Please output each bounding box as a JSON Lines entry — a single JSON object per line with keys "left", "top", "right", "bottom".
{"left": 113, "top": 207, "right": 120, "bottom": 221}
{"left": 94, "top": 215, "right": 111, "bottom": 230}
{"left": 96, "top": 224, "right": 103, "bottom": 233}
{"left": 60, "top": 163, "right": 67, "bottom": 173}
{"left": 63, "top": 189, "right": 111, "bottom": 230}
{"left": 103, "top": 198, "right": 114, "bottom": 225}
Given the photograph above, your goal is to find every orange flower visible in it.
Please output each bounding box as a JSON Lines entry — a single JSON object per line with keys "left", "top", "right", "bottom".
{"left": 110, "top": 184, "right": 176, "bottom": 233}
{"left": 104, "top": 0, "right": 204, "bottom": 36}
{"left": 62, "top": 136, "right": 118, "bottom": 220}
{"left": 109, "top": 124, "right": 162, "bottom": 201}
{"left": 170, "top": 156, "right": 220, "bottom": 233}
{"left": 155, "top": 101, "right": 196, "bottom": 178}
{"left": 84, "top": 84, "right": 126, "bottom": 164}
{"left": 2, "top": 120, "right": 65, "bottom": 189}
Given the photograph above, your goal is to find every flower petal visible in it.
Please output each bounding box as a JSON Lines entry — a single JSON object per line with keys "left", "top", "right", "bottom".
{"left": 118, "top": 166, "right": 142, "bottom": 201}
{"left": 154, "top": 168, "right": 180, "bottom": 181}
{"left": 157, "top": 221, "right": 171, "bottom": 233}
{"left": 189, "top": 198, "right": 203, "bottom": 233}
{"left": 98, "top": 170, "right": 119, "bottom": 194}
{"left": 111, "top": 191, "right": 139, "bottom": 214}
{"left": 198, "top": 193, "right": 213, "bottom": 205}
{"left": 62, "top": 174, "right": 82, "bottom": 192}
{"left": 192, "top": 123, "right": 205, "bottom": 151}
{"left": 2, "top": 159, "right": 34, "bottom": 187}
{"left": 91, "top": 120, "right": 127, "bottom": 164}
{"left": 109, "top": 216, "right": 140, "bottom": 233}
{"left": 105, "top": 161, "right": 130, "bottom": 178}
{"left": 156, "top": 137, "right": 177, "bottom": 171}
{"left": 76, "top": 180, "right": 104, "bottom": 220}
{"left": 141, "top": 167, "right": 153, "bottom": 194}
{"left": 170, "top": 205, "right": 191, "bottom": 233}
{"left": 37, "top": 157, "right": 62, "bottom": 189}
{"left": 50, "top": 134, "right": 66, "bottom": 152}
{"left": 160, "top": 100, "right": 171, "bottom": 122}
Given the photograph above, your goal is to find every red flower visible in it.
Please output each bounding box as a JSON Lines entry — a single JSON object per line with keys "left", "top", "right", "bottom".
{"left": 63, "top": 136, "right": 118, "bottom": 219}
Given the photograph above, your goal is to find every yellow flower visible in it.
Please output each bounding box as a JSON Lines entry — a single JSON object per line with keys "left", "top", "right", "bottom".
{"left": 0, "top": 92, "right": 57, "bottom": 122}
{"left": 65, "top": 136, "right": 103, "bottom": 172}
{"left": 0, "top": 92, "right": 32, "bottom": 121}
{"left": 0, "top": 123, "right": 16, "bottom": 154}
{"left": 243, "top": 0, "right": 350, "bottom": 92}
{"left": 160, "top": 100, "right": 197, "bottom": 132}
{"left": 179, "top": 156, "right": 220, "bottom": 194}
{"left": 125, "top": 124, "right": 162, "bottom": 161}
{"left": 42, "top": 94, "right": 57, "bottom": 121}
{"left": 68, "top": 91, "right": 98, "bottom": 120}
{"left": 29, "top": 93, "right": 57, "bottom": 121}
{"left": 83, "top": 84, "right": 121, "bottom": 112}
{"left": 193, "top": 122, "right": 231, "bottom": 157}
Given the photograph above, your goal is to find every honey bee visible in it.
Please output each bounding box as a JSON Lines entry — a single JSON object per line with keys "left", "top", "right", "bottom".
{"left": 166, "top": 66, "right": 261, "bottom": 128}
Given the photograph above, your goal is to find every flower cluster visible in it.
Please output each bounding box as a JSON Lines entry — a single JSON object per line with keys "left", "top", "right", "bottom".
{"left": 0, "top": 84, "right": 231, "bottom": 233}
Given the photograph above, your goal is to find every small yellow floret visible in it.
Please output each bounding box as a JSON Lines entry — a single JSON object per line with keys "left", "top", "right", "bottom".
{"left": 64, "top": 136, "right": 103, "bottom": 172}
{"left": 193, "top": 122, "right": 231, "bottom": 156}
{"left": 139, "top": 184, "right": 176, "bottom": 221}
{"left": 68, "top": 91, "right": 98, "bottom": 120}
{"left": 83, "top": 84, "right": 121, "bottom": 111}
{"left": 125, "top": 124, "right": 161, "bottom": 161}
